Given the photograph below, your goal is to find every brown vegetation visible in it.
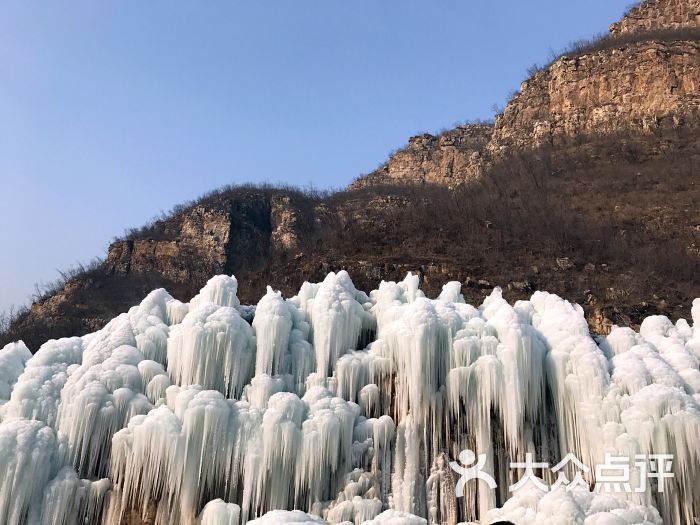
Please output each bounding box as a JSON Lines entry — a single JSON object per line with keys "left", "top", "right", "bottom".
{"left": 2, "top": 125, "right": 699, "bottom": 351}
{"left": 2, "top": 125, "right": 698, "bottom": 351}
{"left": 526, "top": 26, "right": 700, "bottom": 77}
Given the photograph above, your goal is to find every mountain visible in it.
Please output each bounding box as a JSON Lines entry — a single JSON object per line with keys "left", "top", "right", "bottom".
{"left": 2, "top": 3, "right": 700, "bottom": 525}
{"left": 3, "top": 0, "right": 700, "bottom": 350}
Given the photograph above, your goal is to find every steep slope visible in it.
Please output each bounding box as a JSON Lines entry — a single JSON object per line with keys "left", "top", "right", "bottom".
{"left": 610, "top": 0, "right": 700, "bottom": 34}
{"left": 349, "top": 124, "right": 492, "bottom": 189}
{"left": 2, "top": 0, "right": 700, "bottom": 350}
{"left": 356, "top": 0, "right": 700, "bottom": 187}
{"left": 490, "top": 38, "right": 700, "bottom": 152}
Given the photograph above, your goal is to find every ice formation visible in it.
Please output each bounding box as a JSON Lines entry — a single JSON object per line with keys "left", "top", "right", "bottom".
{"left": 479, "top": 485, "right": 664, "bottom": 524}
{"left": 0, "top": 342, "right": 31, "bottom": 409}
{"left": 200, "top": 499, "right": 242, "bottom": 525}
{"left": 0, "top": 271, "right": 698, "bottom": 525}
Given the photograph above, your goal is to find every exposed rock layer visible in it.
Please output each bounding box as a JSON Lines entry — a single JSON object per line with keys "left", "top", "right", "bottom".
{"left": 350, "top": 125, "right": 491, "bottom": 189}
{"left": 490, "top": 40, "right": 700, "bottom": 151}
{"left": 610, "top": 0, "right": 700, "bottom": 34}
{"left": 354, "top": 0, "right": 700, "bottom": 188}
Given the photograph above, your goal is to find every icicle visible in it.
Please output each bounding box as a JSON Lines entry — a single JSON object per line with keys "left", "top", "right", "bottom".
{"left": 295, "top": 387, "right": 362, "bottom": 509}
{"left": 168, "top": 299, "right": 190, "bottom": 326}
{"left": 243, "top": 374, "right": 289, "bottom": 410}
{"left": 55, "top": 343, "right": 153, "bottom": 477}
{"left": 289, "top": 326, "right": 315, "bottom": 395}
{"left": 530, "top": 290, "right": 610, "bottom": 478}
{"left": 391, "top": 414, "right": 426, "bottom": 516}
{"left": 297, "top": 271, "right": 369, "bottom": 377}
{"left": 0, "top": 419, "right": 59, "bottom": 525}
{"left": 335, "top": 351, "right": 373, "bottom": 404}
{"left": 190, "top": 275, "right": 241, "bottom": 310}
{"left": 138, "top": 360, "right": 172, "bottom": 404}
{"left": 2, "top": 337, "right": 84, "bottom": 426}
{"left": 437, "top": 281, "right": 464, "bottom": 304}
{"left": 479, "top": 288, "right": 546, "bottom": 452}
{"left": 108, "top": 387, "right": 260, "bottom": 525}
{"left": 425, "top": 454, "right": 457, "bottom": 525}
{"left": 37, "top": 466, "right": 111, "bottom": 525}
{"left": 377, "top": 297, "right": 448, "bottom": 423}
{"left": 369, "top": 274, "right": 424, "bottom": 330}
{"left": 639, "top": 315, "right": 700, "bottom": 394}
{"left": 45, "top": 289, "right": 179, "bottom": 479}
{"left": 359, "top": 384, "right": 380, "bottom": 417}
{"left": 253, "top": 287, "right": 293, "bottom": 377}
{"left": 167, "top": 303, "right": 256, "bottom": 398}
{"left": 0, "top": 341, "right": 32, "bottom": 416}
{"left": 255, "top": 392, "right": 304, "bottom": 515}
{"left": 130, "top": 289, "right": 176, "bottom": 364}
{"left": 326, "top": 495, "right": 382, "bottom": 524}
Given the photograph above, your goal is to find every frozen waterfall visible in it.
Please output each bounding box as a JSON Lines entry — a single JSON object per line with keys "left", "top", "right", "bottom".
{"left": 0, "top": 271, "right": 698, "bottom": 525}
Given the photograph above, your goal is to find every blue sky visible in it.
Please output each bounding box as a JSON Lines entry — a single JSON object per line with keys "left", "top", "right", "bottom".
{"left": 0, "top": 0, "right": 632, "bottom": 313}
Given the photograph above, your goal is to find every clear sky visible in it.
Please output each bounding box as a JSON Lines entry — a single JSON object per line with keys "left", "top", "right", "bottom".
{"left": 0, "top": 0, "right": 632, "bottom": 314}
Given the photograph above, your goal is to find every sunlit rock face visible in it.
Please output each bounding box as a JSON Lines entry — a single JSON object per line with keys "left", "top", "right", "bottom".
{"left": 0, "top": 271, "right": 698, "bottom": 525}
{"left": 609, "top": 0, "right": 700, "bottom": 35}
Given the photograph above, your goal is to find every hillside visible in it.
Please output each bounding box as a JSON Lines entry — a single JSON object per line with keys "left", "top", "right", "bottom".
{"left": 2, "top": 0, "right": 700, "bottom": 351}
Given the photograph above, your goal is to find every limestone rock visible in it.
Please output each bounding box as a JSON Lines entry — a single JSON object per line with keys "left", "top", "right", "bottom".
{"left": 610, "top": 0, "right": 700, "bottom": 35}
{"left": 354, "top": 0, "right": 700, "bottom": 189}
{"left": 349, "top": 124, "right": 492, "bottom": 189}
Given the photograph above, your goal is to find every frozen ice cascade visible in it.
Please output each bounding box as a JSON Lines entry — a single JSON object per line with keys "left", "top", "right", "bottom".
{"left": 0, "top": 271, "right": 698, "bottom": 525}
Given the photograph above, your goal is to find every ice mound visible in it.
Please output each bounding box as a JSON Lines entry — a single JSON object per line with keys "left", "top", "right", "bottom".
{"left": 482, "top": 485, "right": 663, "bottom": 525}
{"left": 246, "top": 510, "right": 327, "bottom": 525}
{"left": 200, "top": 498, "right": 242, "bottom": 525}
{"left": 360, "top": 510, "right": 427, "bottom": 525}
{"left": 0, "top": 341, "right": 31, "bottom": 410}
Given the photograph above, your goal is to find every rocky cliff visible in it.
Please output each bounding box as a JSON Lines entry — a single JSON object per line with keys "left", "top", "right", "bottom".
{"left": 105, "top": 207, "right": 232, "bottom": 283}
{"left": 354, "top": 0, "right": 700, "bottom": 187}
{"left": 610, "top": 0, "right": 700, "bottom": 34}
{"left": 350, "top": 124, "right": 491, "bottom": 189}
{"left": 489, "top": 39, "right": 700, "bottom": 151}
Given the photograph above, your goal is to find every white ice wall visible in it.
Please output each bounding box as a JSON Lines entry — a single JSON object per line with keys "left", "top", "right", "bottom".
{"left": 0, "top": 272, "right": 697, "bottom": 525}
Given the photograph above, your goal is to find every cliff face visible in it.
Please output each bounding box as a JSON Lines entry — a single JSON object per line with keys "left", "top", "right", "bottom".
{"left": 354, "top": 0, "right": 700, "bottom": 187}
{"left": 490, "top": 40, "right": 700, "bottom": 152}
{"left": 106, "top": 207, "right": 232, "bottom": 283}
{"left": 349, "top": 124, "right": 491, "bottom": 189}
{"left": 104, "top": 195, "right": 316, "bottom": 282}
{"left": 610, "top": 0, "right": 700, "bottom": 34}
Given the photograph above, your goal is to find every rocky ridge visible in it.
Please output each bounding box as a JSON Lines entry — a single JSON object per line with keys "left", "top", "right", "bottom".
{"left": 610, "top": 0, "right": 700, "bottom": 34}
{"left": 354, "top": 0, "right": 700, "bottom": 188}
